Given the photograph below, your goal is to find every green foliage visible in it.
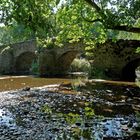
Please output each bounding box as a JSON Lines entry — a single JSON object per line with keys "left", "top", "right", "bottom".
{"left": 30, "top": 60, "right": 39, "bottom": 75}
{"left": 65, "top": 106, "right": 95, "bottom": 125}
{"left": 84, "top": 102, "right": 94, "bottom": 118}
{"left": 90, "top": 67, "right": 108, "bottom": 79}
{"left": 84, "top": 0, "right": 140, "bottom": 28}
{"left": 0, "top": 0, "right": 108, "bottom": 47}
{"left": 71, "top": 77, "right": 87, "bottom": 91}
{"left": 1, "top": 0, "right": 140, "bottom": 52}
{"left": 0, "top": 24, "right": 34, "bottom": 45}
{"left": 36, "top": 37, "right": 57, "bottom": 49}
{"left": 136, "top": 47, "right": 140, "bottom": 54}
{"left": 1, "top": 0, "right": 59, "bottom": 34}
{"left": 70, "top": 58, "right": 91, "bottom": 74}
{"left": 56, "top": 0, "right": 107, "bottom": 45}
{"left": 115, "top": 31, "right": 140, "bottom": 41}
{"left": 65, "top": 113, "right": 82, "bottom": 125}
{"left": 41, "top": 104, "right": 52, "bottom": 115}
{"left": 84, "top": 106, "right": 94, "bottom": 118}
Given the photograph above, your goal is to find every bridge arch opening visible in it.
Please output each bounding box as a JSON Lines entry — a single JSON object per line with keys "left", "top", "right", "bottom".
{"left": 121, "top": 59, "right": 140, "bottom": 81}
{"left": 56, "top": 51, "right": 78, "bottom": 74}
{"left": 15, "top": 52, "right": 36, "bottom": 74}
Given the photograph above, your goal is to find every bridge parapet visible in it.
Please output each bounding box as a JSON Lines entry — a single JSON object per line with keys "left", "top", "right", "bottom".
{"left": 11, "top": 40, "right": 37, "bottom": 58}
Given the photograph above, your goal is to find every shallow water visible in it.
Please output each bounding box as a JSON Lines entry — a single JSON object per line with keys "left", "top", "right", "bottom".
{"left": 0, "top": 76, "right": 72, "bottom": 92}
{"left": 0, "top": 76, "right": 140, "bottom": 139}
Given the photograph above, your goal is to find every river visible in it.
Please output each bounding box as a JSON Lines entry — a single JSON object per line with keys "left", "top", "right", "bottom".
{"left": 0, "top": 75, "right": 140, "bottom": 139}
{"left": 0, "top": 75, "right": 139, "bottom": 92}
{"left": 0, "top": 75, "right": 72, "bottom": 92}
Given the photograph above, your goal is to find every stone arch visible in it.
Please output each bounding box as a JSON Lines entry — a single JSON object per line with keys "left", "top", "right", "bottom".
{"left": 38, "top": 49, "right": 79, "bottom": 76}
{"left": 15, "top": 52, "right": 36, "bottom": 74}
{"left": 121, "top": 58, "right": 140, "bottom": 81}
{"left": 56, "top": 50, "right": 78, "bottom": 74}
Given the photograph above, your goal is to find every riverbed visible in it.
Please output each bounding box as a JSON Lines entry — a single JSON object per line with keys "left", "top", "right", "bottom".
{"left": 0, "top": 76, "right": 140, "bottom": 139}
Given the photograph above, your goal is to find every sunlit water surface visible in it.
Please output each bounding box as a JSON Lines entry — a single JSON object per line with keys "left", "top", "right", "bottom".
{"left": 0, "top": 76, "right": 140, "bottom": 139}
{"left": 0, "top": 75, "right": 72, "bottom": 92}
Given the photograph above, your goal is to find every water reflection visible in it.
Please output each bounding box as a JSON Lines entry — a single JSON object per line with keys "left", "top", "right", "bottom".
{"left": 0, "top": 76, "right": 140, "bottom": 139}
{"left": 0, "top": 76, "right": 72, "bottom": 92}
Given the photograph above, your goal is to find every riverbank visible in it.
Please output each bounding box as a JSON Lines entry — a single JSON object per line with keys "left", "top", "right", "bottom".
{"left": 0, "top": 83, "right": 140, "bottom": 139}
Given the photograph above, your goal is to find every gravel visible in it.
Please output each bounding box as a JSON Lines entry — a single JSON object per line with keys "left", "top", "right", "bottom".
{"left": 0, "top": 86, "right": 139, "bottom": 140}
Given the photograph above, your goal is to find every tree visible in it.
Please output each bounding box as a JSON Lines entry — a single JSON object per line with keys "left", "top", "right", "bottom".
{"left": 84, "top": 0, "right": 140, "bottom": 33}
{"left": 0, "top": 24, "right": 34, "bottom": 45}
{"left": 0, "top": 0, "right": 140, "bottom": 46}
{"left": 1, "top": 0, "right": 103, "bottom": 46}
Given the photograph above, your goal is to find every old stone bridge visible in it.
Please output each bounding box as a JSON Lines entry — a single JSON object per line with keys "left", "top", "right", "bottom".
{"left": 0, "top": 40, "right": 83, "bottom": 76}
{"left": 92, "top": 39, "right": 140, "bottom": 81}
{"left": 0, "top": 39, "right": 140, "bottom": 81}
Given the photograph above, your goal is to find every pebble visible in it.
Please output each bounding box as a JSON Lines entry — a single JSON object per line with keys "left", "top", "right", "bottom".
{"left": 0, "top": 86, "right": 139, "bottom": 139}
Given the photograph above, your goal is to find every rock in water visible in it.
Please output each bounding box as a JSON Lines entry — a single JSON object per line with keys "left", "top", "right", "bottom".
{"left": 22, "top": 86, "right": 31, "bottom": 91}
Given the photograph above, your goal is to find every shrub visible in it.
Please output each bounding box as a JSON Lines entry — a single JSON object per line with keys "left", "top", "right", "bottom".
{"left": 30, "top": 60, "right": 39, "bottom": 75}
{"left": 70, "top": 58, "right": 91, "bottom": 75}
{"left": 90, "top": 67, "right": 108, "bottom": 79}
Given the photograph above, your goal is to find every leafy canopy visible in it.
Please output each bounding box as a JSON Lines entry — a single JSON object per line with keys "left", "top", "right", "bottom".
{"left": 84, "top": 0, "right": 140, "bottom": 33}
{"left": 0, "top": 0, "right": 140, "bottom": 46}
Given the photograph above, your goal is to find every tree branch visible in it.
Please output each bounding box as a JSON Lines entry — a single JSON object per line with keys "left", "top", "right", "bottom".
{"left": 84, "top": 0, "right": 106, "bottom": 18}
{"left": 108, "top": 25, "right": 140, "bottom": 33}
{"left": 81, "top": 10, "right": 103, "bottom": 23}
{"left": 85, "top": 0, "right": 101, "bottom": 11}
{"left": 83, "top": 18, "right": 103, "bottom": 23}
{"left": 84, "top": 0, "right": 140, "bottom": 34}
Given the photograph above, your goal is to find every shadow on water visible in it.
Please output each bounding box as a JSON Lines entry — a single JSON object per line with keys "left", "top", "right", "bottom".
{"left": 0, "top": 76, "right": 140, "bottom": 139}
{"left": 39, "top": 82, "right": 140, "bottom": 139}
